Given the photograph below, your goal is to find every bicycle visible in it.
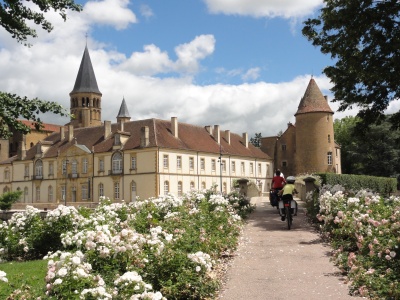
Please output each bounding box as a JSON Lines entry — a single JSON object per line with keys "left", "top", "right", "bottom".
{"left": 279, "top": 198, "right": 297, "bottom": 230}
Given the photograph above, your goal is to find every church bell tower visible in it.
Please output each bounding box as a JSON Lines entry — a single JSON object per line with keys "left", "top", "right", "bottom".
{"left": 69, "top": 46, "right": 102, "bottom": 128}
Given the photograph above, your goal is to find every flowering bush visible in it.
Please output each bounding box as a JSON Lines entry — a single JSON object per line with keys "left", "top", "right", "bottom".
{"left": 0, "top": 188, "right": 248, "bottom": 299}
{"left": 315, "top": 185, "right": 400, "bottom": 299}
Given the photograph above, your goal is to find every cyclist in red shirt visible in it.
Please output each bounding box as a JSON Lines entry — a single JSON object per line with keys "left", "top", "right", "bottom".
{"left": 270, "top": 170, "right": 286, "bottom": 207}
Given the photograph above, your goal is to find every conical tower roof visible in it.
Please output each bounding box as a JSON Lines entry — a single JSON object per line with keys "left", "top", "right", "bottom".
{"left": 70, "top": 46, "right": 101, "bottom": 94}
{"left": 117, "top": 98, "right": 130, "bottom": 118}
{"left": 295, "top": 78, "right": 333, "bottom": 116}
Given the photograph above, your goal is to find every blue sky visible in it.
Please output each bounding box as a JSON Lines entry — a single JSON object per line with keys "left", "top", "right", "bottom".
{"left": 1, "top": 0, "right": 398, "bottom": 137}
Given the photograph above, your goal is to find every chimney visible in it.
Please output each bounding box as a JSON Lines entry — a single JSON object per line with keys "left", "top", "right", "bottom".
{"left": 171, "top": 117, "right": 178, "bottom": 138}
{"left": 205, "top": 125, "right": 212, "bottom": 135}
{"left": 224, "top": 130, "right": 230, "bottom": 145}
{"left": 104, "top": 121, "right": 111, "bottom": 139}
{"left": 68, "top": 125, "right": 74, "bottom": 142}
{"left": 213, "top": 125, "right": 220, "bottom": 144}
{"left": 140, "top": 126, "right": 149, "bottom": 147}
{"left": 242, "top": 132, "right": 248, "bottom": 148}
{"left": 324, "top": 95, "right": 328, "bottom": 101}
{"left": 60, "top": 127, "right": 65, "bottom": 140}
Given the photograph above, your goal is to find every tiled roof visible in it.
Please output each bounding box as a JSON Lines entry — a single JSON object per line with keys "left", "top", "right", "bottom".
{"left": 70, "top": 46, "right": 101, "bottom": 95}
{"left": 21, "top": 118, "right": 271, "bottom": 161}
{"left": 19, "top": 120, "right": 61, "bottom": 133}
{"left": 295, "top": 78, "right": 333, "bottom": 115}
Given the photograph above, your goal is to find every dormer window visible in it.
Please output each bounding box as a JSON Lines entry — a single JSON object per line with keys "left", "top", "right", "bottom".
{"left": 114, "top": 134, "right": 121, "bottom": 146}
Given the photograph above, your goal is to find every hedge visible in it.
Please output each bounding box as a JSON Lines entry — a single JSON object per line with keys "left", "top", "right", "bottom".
{"left": 316, "top": 173, "right": 397, "bottom": 196}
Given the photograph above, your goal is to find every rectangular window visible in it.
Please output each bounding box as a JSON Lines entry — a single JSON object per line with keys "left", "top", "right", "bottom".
{"left": 232, "top": 161, "right": 236, "bottom": 173}
{"left": 189, "top": 157, "right": 194, "bottom": 170}
{"left": 222, "top": 160, "right": 226, "bottom": 172}
{"left": 114, "top": 182, "right": 120, "bottom": 199}
{"left": 164, "top": 181, "right": 169, "bottom": 195}
{"left": 250, "top": 163, "right": 253, "bottom": 174}
{"left": 177, "top": 156, "right": 182, "bottom": 169}
{"left": 82, "top": 158, "right": 88, "bottom": 174}
{"left": 61, "top": 185, "right": 66, "bottom": 201}
{"left": 282, "top": 161, "right": 287, "bottom": 167}
{"left": 211, "top": 159, "right": 216, "bottom": 171}
{"left": 24, "top": 165, "right": 29, "bottom": 177}
{"left": 49, "top": 162, "right": 54, "bottom": 176}
{"left": 99, "top": 184, "right": 104, "bottom": 197}
{"left": 163, "top": 155, "right": 169, "bottom": 168}
{"left": 36, "top": 187, "right": 40, "bottom": 201}
{"left": 178, "top": 181, "right": 182, "bottom": 197}
{"left": 241, "top": 162, "right": 245, "bottom": 173}
{"left": 82, "top": 185, "right": 88, "bottom": 200}
{"left": 99, "top": 159, "right": 104, "bottom": 172}
{"left": 327, "top": 152, "right": 333, "bottom": 165}
{"left": 258, "top": 163, "right": 262, "bottom": 175}
{"left": 48, "top": 186, "right": 53, "bottom": 202}
{"left": 282, "top": 144, "right": 287, "bottom": 151}
{"left": 200, "top": 158, "right": 205, "bottom": 170}
{"left": 131, "top": 156, "right": 137, "bottom": 170}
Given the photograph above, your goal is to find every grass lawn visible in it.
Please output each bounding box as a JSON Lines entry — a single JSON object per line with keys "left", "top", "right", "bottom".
{"left": 0, "top": 259, "right": 47, "bottom": 298}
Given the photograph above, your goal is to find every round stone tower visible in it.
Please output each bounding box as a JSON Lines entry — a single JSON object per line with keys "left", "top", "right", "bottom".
{"left": 69, "top": 45, "right": 102, "bottom": 128}
{"left": 295, "top": 78, "right": 336, "bottom": 174}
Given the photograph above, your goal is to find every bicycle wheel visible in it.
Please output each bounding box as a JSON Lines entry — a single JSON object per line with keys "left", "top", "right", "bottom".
{"left": 285, "top": 207, "right": 291, "bottom": 230}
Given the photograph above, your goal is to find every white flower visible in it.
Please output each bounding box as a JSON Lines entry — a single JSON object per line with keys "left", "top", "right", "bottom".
{"left": 0, "top": 270, "right": 8, "bottom": 282}
{"left": 54, "top": 278, "right": 63, "bottom": 285}
{"left": 195, "top": 266, "right": 201, "bottom": 272}
{"left": 57, "top": 267, "right": 68, "bottom": 277}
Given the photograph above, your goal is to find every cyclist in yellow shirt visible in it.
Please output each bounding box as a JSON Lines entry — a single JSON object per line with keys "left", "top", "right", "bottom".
{"left": 279, "top": 176, "right": 298, "bottom": 221}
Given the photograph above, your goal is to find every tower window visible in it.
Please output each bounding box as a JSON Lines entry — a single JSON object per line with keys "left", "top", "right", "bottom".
{"left": 327, "top": 152, "right": 333, "bottom": 165}
{"left": 328, "top": 134, "right": 331, "bottom": 143}
{"left": 282, "top": 144, "right": 287, "bottom": 151}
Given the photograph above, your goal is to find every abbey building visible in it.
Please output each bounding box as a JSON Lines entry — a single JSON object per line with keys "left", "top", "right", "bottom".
{"left": 0, "top": 46, "right": 273, "bottom": 208}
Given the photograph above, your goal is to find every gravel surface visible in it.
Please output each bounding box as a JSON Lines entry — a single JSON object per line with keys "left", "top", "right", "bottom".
{"left": 217, "top": 197, "right": 363, "bottom": 300}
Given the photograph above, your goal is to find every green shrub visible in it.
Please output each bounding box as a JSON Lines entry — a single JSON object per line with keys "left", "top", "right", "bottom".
{"left": 316, "top": 173, "right": 397, "bottom": 196}
{"left": 0, "top": 191, "right": 22, "bottom": 211}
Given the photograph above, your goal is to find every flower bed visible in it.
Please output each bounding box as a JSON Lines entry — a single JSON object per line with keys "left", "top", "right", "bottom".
{"left": 0, "top": 188, "right": 254, "bottom": 299}
{"left": 309, "top": 185, "right": 400, "bottom": 299}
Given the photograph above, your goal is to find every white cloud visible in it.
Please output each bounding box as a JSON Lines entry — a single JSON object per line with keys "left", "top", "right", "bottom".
{"left": 140, "top": 4, "right": 154, "bottom": 19}
{"left": 84, "top": 0, "right": 137, "bottom": 30}
{"left": 242, "top": 67, "right": 261, "bottom": 81}
{"left": 203, "top": 0, "right": 323, "bottom": 18}
{"left": 175, "top": 35, "right": 216, "bottom": 73}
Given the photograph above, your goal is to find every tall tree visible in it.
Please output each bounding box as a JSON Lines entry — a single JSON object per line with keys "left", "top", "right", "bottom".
{"left": 0, "top": 0, "right": 81, "bottom": 138}
{"left": 334, "top": 116, "right": 400, "bottom": 177}
{"left": 303, "top": 0, "right": 400, "bottom": 130}
{"left": 250, "top": 133, "right": 262, "bottom": 148}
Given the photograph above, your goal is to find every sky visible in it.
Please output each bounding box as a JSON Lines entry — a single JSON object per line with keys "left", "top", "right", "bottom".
{"left": 1, "top": 0, "right": 399, "bottom": 137}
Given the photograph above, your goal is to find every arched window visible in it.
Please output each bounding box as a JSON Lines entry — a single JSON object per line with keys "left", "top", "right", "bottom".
{"left": 3, "top": 186, "right": 9, "bottom": 193}
{"left": 178, "top": 181, "right": 183, "bottom": 197}
{"left": 99, "top": 183, "right": 104, "bottom": 197}
{"left": 201, "top": 181, "right": 206, "bottom": 190}
{"left": 131, "top": 181, "right": 137, "bottom": 202}
{"left": 35, "top": 160, "right": 43, "bottom": 178}
{"left": 112, "top": 152, "right": 123, "bottom": 174}
{"left": 190, "top": 181, "right": 195, "bottom": 190}
{"left": 164, "top": 181, "right": 169, "bottom": 195}
{"left": 223, "top": 182, "right": 227, "bottom": 193}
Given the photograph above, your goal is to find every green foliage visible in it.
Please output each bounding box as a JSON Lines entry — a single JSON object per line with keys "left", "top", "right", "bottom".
{"left": 249, "top": 132, "right": 262, "bottom": 148}
{"left": 334, "top": 116, "right": 400, "bottom": 176}
{"left": 317, "top": 173, "right": 397, "bottom": 196}
{"left": 0, "top": 92, "right": 69, "bottom": 138}
{"left": 0, "top": 191, "right": 22, "bottom": 211}
{"left": 303, "top": 0, "right": 400, "bottom": 129}
{"left": 0, "top": 0, "right": 82, "bottom": 45}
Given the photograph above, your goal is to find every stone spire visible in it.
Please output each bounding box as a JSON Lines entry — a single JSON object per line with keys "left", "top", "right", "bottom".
{"left": 117, "top": 98, "right": 130, "bottom": 119}
{"left": 295, "top": 78, "right": 333, "bottom": 116}
{"left": 71, "top": 45, "right": 101, "bottom": 94}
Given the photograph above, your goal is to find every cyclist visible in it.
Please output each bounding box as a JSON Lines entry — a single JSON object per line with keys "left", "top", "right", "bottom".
{"left": 279, "top": 176, "right": 298, "bottom": 221}
{"left": 270, "top": 170, "right": 285, "bottom": 207}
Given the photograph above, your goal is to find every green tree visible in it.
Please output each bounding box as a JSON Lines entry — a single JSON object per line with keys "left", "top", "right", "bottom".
{"left": 0, "top": 0, "right": 81, "bottom": 138}
{"left": 0, "top": 190, "right": 22, "bottom": 210}
{"left": 250, "top": 133, "right": 262, "bottom": 148}
{"left": 303, "top": 0, "right": 400, "bottom": 130}
{"left": 334, "top": 116, "right": 400, "bottom": 176}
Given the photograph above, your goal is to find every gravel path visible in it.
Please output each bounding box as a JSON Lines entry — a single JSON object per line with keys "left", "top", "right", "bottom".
{"left": 217, "top": 197, "right": 362, "bottom": 300}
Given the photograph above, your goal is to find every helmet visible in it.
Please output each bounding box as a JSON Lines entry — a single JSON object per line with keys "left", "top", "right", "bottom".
{"left": 286, "top": 176, "right": 296, "bottom": 183}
